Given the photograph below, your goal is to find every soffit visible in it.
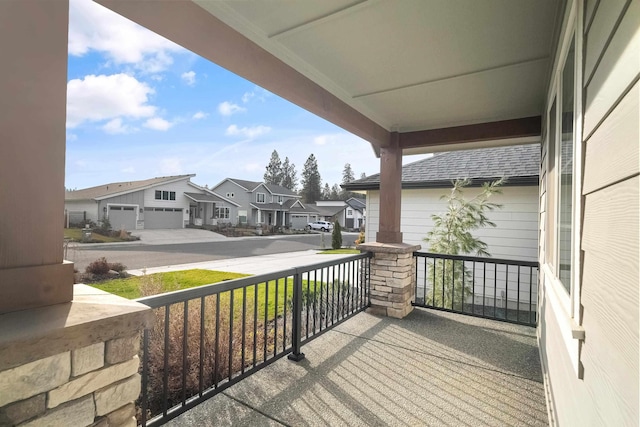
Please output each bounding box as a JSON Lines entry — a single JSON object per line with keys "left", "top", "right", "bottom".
{"left": 195, "top": 0, "right": 558, "bottom": 132}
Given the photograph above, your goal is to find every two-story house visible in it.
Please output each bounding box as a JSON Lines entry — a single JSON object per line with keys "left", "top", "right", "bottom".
{"left": 211, "top": 178, "right": 314, "bottom": 228}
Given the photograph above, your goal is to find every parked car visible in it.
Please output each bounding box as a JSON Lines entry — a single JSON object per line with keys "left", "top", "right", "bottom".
{"left": 306, "top": 220, "right": 333, "bottom": 232}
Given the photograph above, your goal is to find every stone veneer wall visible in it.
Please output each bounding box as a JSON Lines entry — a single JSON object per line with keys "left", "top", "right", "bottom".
{"left": 358, "top": 242, "right": 421, "bottom": 319}
{"left": 0, "top": 285, "right": 151, "bottom": 427}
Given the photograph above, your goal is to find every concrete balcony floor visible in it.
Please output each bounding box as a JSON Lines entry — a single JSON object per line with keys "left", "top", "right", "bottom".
{"left": 167, "top": 308, "right": 548, "bottom": 426}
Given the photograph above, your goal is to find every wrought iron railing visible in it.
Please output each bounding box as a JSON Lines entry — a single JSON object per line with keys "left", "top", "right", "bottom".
{"left": 135, "top": 253, "right": 371, "bottom": 426}
{"left": 413, "top": 252, "right": 539, "bottom": 326}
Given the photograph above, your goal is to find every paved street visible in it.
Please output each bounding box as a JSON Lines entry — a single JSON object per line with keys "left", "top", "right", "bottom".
{"left": 67, "top": 232, "right": 358, "bottom": 272}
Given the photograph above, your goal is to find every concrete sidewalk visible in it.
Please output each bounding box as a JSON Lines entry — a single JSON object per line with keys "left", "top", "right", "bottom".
{"left": 127, "top": 249, "right": 358, "bottom": 276}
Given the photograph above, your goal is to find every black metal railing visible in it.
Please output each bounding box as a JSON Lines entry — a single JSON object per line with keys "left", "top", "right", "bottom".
{"left": 413, "top": 252, "right": 539, "bottom": 327}
{"left": 134, "top": 253, "right": 371, "bottom": 426}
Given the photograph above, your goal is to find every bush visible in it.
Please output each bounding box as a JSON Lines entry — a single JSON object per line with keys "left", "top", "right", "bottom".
{"left": 331, "top": 221, "right": 342, "bottom": 249}
{"left": 84, "top": 257, "right": 127, "bottom": 275}
{"left": 85, "top": 257, "right": 111, "bottom": 275}
{"left": 355, "top": 231, "right": 365, "bottom": 245}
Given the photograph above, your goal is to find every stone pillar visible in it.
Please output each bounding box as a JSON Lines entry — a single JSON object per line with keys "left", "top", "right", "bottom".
{"left": 358, "top": 242, "right": 421, "bottom": 319}
{"left": 0, "top": 285, "right": 152, "bottom": 427}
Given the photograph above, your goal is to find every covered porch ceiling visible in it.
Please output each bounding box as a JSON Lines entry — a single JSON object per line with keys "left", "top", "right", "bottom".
{"left": 97, "top": 0, "right": 561, "bottom": 155}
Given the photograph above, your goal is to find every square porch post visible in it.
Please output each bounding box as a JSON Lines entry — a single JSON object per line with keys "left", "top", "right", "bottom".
{"left": 0, "top": 3, "right": 151, "bottom": 426}
{"left": 358, "top": 131, "right": 420, "bottom": 319}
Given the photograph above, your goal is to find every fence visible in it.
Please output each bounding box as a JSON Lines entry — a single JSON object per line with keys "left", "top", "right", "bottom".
{"left": 413, "top": 252, "right": 539, "bottom": 326}
{"left": 135, "top": 253, "right": 371, "bottom": 426}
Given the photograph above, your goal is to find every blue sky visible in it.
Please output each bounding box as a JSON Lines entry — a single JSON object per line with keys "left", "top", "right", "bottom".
{"left": 65, "top": 0, "right": 426, "bottom": 190}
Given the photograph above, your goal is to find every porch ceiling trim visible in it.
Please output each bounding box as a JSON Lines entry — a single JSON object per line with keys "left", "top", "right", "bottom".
{"left": 399, "top": 116, "right": 542, "bottom": 150}
{"left": 96, "top": 0, "right": 390, "bottom": 150}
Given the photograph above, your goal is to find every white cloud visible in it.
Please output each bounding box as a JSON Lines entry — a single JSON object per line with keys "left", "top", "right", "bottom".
{"left": 67, "top": 73, "right": 156, "bottom": 128}
{"left": 218, "top": 101, "right": 246, "bottom": 117}
{"left": 192, "top": 111, "right": 208, "bottom": 120}
{"left": 181, "top": 71, "right": 196, "bottom": 86}
{"left": 121, "top": 166, "right": 136, "bottom": 174}
{"left": 68, "top": 0, "right": 186, "bottom": 73}
{"left": 144, "top": 117, "right": 173, "bottom": 131}
{"left": 313, "top": 135, "right": 329, "bottom": 145}
{"left": 67, "top": 133, "right": 78, "bottom": 142}
{"left": 225, "top": 125, "right": 271, "bottom": 139}
{"left": 102, "top": 118, "right": 132, "bottom": 134}
{"left": 241, "top": 92, "right": 254, "bottom": 103}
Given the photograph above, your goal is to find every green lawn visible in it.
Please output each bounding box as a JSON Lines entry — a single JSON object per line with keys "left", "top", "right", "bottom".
{"left": 64, "top": 228, "right": 126, "bottom": 243}
{"left": 318, "top": 248, "right": 360, "bottom": 254}
{"left": 91, "top": 269, "right": 337, "bottom": 318}
{"left": 91, "top": 269, "right": 250, "bottom": 299}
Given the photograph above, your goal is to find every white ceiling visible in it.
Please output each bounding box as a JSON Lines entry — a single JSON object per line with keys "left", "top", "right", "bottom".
{"left": 195, "top": 0, "right": 560, "bottom": 133}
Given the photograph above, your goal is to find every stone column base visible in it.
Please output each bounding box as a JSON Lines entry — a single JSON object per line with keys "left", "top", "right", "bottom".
{"left": 358, "top": 242, "right": 421, "bottom": 319}
{"left": 0, "top": 285, "right": 152, "bottom": 426}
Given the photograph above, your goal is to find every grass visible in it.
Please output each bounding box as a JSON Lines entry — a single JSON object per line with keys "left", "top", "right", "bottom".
{"left": 64, "top": 228, "right": 126, "bottom": 243}
{"left": 91, "top": 269, "right": 250, "bottom": 299}
{"left": 319, "top": 248, "right": 360, "bottom": 254}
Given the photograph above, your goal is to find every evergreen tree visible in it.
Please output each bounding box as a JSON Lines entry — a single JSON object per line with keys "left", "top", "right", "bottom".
{"left": 342, "top": 163, "right": 355, "bottom": 184}
{"left": 330, "top": 184, "right": 340, "bottom": 200}
{"left": 360, "top": 172, "right": 367, "bottom": 180}
{"left": 332, "top": 221, "right": 342, "bottom": 249}
{"left": 322, "top": 183, "right": 331, "bottom": 200}
{"left": 264, "top": 150, "right": 283, "bottom": 185}
{"left": 423, "top": 178, "right": 504, "bottom": 310}
{"left": 281, "top": 157, "right": 298, "bottom": 190}
{"left": 300, "top": 154, "right": 322, "bottom": 203}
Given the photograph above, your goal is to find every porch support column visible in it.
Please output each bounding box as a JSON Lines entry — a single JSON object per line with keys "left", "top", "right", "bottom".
{"left": 0, "top": 0, "right": 74, "bottom": 314}
{"left": 376, "top": 132, "right": 403, "bottom": 243}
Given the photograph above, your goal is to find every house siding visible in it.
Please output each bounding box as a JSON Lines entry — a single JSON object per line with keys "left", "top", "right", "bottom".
{"left": 142, "top": 179, "right": 194, "bottom": 228}
{"left": 98, "top": 191, "right": 145, "bottom": 228}
{"left": 539, "top": 1, "right": 639, "bottom": 426}
{"left": 213, "top": 181, "right": 254, "bottom": 225}
{"left": 64, "top": 200, "right": 99, "bottom": 223}
{"left": 366, "top": 186, "right": 539, "bottom": 261}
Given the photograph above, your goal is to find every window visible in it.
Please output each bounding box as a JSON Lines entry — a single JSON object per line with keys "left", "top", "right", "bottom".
{"left": 558, "top": 37, "right": 575, "bottom": 293}
{"left": 226, "top": 192, "right": 234, "bottom": 198}
{"left": 256, "top": 193, "right": 265, "bottom": 203}
{"left": 215, "top": 207, "right": 230, "bottom": 219}
{"left": 154, "top": 190, "right": 176, "bottom": 201}
{"left": 276, "top": 195, "right": 284, "bottom": 203}
{"left": 347, "top": 209, "right": 353, "bottom": 216}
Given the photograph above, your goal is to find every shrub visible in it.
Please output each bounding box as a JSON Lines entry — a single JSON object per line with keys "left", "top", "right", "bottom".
{"left": 355, "top": 231, "right": 365, "bottom": 245}
{"left": 85, "top": 257, "right": 110, "bottom": 275}
{"left": 331, "top": 221, "right": 342, "bottom": 249}
{"left": 85, "top": 257, "right": 127, "bottom": 275}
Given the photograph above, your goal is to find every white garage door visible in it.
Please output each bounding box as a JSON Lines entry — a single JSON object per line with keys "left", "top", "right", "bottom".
{"left": 108, "top": 206, "right": 137, "bottom": 230}
{"left": 291, "top": 214, "right": 308, "bottom": 230}
{"left": 144, "top": 207, "right": 183, "bottom": 229}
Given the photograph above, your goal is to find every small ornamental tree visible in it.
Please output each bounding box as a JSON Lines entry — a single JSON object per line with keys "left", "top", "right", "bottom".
{"left": 423, "top": 178, "right": 504, "bottom": 310}
{"left": 332, "top": 221, "right": 342, "bottom": 249}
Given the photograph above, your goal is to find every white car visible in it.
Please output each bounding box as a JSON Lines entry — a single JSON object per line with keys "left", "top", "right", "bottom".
{"left": 306, "top": 221, "right": 333, "bottom": 232}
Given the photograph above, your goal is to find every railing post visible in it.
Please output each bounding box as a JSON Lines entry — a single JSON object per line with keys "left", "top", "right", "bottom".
{"left": 288, "top": 269, "right": 305, "bottom": 362}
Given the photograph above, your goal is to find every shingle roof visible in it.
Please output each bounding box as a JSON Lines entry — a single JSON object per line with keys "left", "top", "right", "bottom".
{"left": 346, "top": 197, "right": 366, "bottom": 211}
{"left": 343, "top": 144, "right": 540, "bottom": 190}
{"left": 184, "top": 192, "right": 227, "bottom": 203}
{"left": 65, "top": 175, "right": 195, "bottom": 201}
{"left": 313, "top": 204, "right": 347, "bottom": 217}
{"left": 227, "top": 178, "right": 298, "bottom": 196}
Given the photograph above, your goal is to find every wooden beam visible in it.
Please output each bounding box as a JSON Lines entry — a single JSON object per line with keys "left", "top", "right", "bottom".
{"left": 97, "top": 0, "right": 390, "bottom": 149}
{"left": 399, "top": 116, "right": 541, "bottom": 149}
{"left": 376, "top": 132, "right": 403, "bottom": 243}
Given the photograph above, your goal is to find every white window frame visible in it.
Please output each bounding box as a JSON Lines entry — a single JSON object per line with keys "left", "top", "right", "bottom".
{"left": 542, "top": 0, "right": 584, "bottom": 377}
{"left": 256, "top": 193, "right": 266, "bottom": 203}
{"left": 215, "top": 207, "right": 230, "bottom": 219}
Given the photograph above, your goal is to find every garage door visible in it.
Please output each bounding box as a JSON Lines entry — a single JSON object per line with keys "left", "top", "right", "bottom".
{"left": 291, "top": 214, "right": 308, "bottom": 230}
{"left": 108, "top": 206, "right": 137, "bottom": 230}
{"left": 144, "top": 207, "right": 183, "bottom": 229}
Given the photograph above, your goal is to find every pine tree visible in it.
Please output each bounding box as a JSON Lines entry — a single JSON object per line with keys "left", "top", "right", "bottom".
{"left": 360, "top": 172, "right": 367, "bottom": 180}
{"left": 322, "top": 183, "right": 331, "bottom": 200}
{"left": 340, "top": 163, "right": 356, "bottom": 200}
{"left": 281, "top": 157, "right": 297, "bottom": 190}
{"left": 423, "top": 178, "right": 504, "bottom": 310}
{"left": 264, "top": 150, "right": 283, "bottom": 185}
{"left": 300, "top": 154, "right": 322, "bottom": 203}
{"left": 330, "top": 184, "right": 340, "bottom": 200}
